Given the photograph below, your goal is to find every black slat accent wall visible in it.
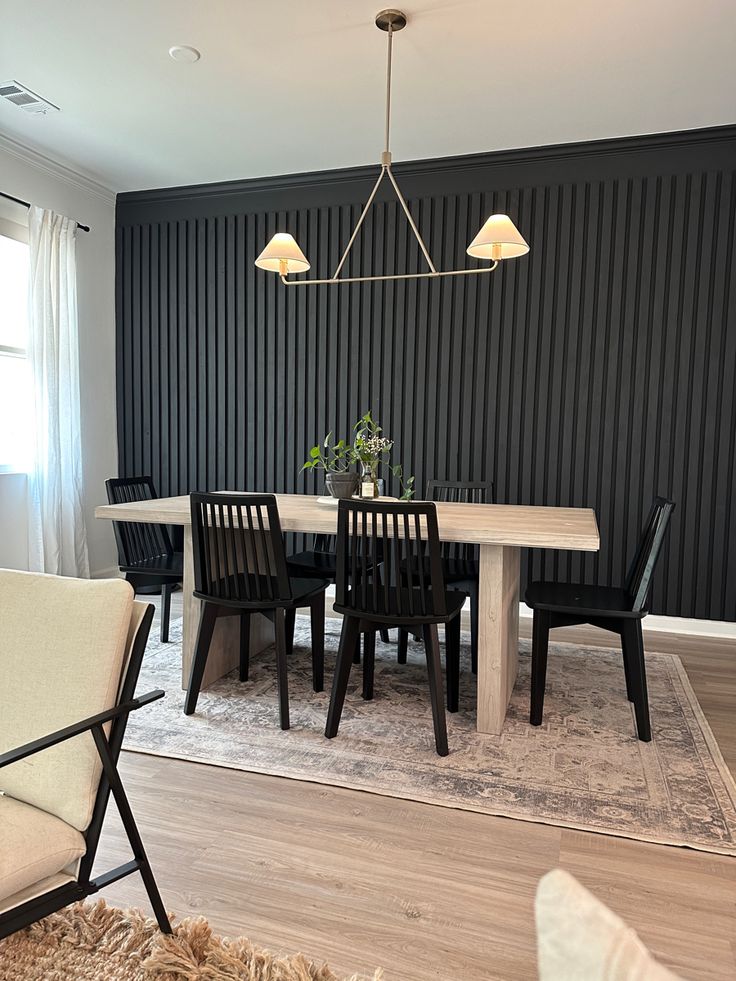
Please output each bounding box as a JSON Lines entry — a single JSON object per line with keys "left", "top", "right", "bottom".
{"left": 116, "top": 127, "right": 736, "bottom": 621}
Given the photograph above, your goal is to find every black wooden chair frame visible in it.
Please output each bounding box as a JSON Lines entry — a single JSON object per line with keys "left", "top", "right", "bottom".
{"left": 326, "top": 499, "right": 465, "bottom": 757}
{"left": 527, "top": 497, "right": 675, "bottom": 742}
{"left": 0, "top": 604, "right": 171, "bottom": 940}
{"left": 106, "top": 476, "right": 183, "bottom": 643}
{"left": 185, "top": 493, "right": 329, "bottom": 730}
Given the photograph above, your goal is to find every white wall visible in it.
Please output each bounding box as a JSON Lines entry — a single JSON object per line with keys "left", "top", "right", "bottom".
{"left": 0, "top": 134, "right": 119, "bottom": 576}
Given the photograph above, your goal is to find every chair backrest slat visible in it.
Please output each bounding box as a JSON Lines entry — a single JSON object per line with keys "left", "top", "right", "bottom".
{"left": 335, "top": 499, "right": 446, "bottom": 621}
{"left": 106, "top": 476, "right": 174, "bottom": 567}
{"left": 312, "top": 532, "right": 336, "bottom": 554}
{"left": 624, "top": 497, "right": 675, "bottom": 612}
{"left": 426, "top": 479, "right": 494, "bottom": 562}
{"left": 190, "top": 493, "right": 292, "bottom": 606}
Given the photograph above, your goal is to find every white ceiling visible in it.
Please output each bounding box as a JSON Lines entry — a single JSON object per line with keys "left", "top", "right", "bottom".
{"left": 1, "top": 0, "right": 734, "bottom": 193}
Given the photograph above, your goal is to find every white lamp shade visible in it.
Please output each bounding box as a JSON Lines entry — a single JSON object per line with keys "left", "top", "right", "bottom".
{"left": 255, "top": 233, "right": 311, "bottom": 274}
{"left": 466, "top": 214, "right": 530, "bottom": 261}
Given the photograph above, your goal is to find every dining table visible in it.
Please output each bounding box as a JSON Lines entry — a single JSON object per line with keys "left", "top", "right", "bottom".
{"left": 95, "top": 493, "right": 599, "bottom": 735}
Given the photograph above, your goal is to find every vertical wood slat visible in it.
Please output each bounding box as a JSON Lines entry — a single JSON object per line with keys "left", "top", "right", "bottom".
{"left": 115, "top": 134, "right": 736, "bottom": 621}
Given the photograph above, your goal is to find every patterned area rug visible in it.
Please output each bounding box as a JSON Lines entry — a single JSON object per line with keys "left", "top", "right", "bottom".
{"left": 125, "top": 616, "right": 736, "bottom": 856}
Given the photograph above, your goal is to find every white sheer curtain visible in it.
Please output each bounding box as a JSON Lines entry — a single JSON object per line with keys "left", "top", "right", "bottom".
{"left": 27, "top": 206, "right": 89, "bottom": 576}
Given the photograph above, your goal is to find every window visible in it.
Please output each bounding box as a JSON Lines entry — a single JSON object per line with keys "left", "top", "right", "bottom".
{"left": 0, "top": 218, "right": 33, "bottom": 473}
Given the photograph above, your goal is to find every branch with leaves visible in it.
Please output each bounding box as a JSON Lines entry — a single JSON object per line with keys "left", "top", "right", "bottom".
{"left": 300, "top": 433, "right": 353, "bottom": 473}
{"left": 390, "top": 464, "right": 416, "bottom": 501}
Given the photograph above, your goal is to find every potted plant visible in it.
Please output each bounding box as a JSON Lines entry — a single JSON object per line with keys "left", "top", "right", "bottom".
{"left": 301, "top": 433, "right": 359, "bottom": 499}
{"left": 301, "top": 414, "right": 416, "bottom": 502}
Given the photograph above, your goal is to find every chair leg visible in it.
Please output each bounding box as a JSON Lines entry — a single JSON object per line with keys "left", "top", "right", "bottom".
{"left": 326, "top": 615, "right": 360, "bottom": 739}
{"left": 621, "top": 631, "right": 634, "bottom": 701}
{"left": 468, "top": 581, "right": 479, "bottom": 675}
{"left": 362, "top": 630, "right": 376, "bottom": 701}
{"left": 310, "top": 592, "right": 325, "bottom": 693}
{"left": 353, "top": 631, "right": 361, "bottom": 664}
{"left": 160, "top": 583, "right": 173, "bottom": 643}
{"left": 397, "top": 628, "right": 408, "bottom": 664}
{"left": 184, "top": 603, "right": 217, "bottom": 715}
{"left": 239, "top": 612, "right": 251, "bottom": 682}
{"left": 530, "top": 609, "right": 550, "bottom": 726}
{"left": 622, "top": 620, "right": 651, "bottom": 742}
{"left": 285, "top": 607, "right": 296, "bottom": 657}
{"left": 446, "top": 615, "right": 461, "bottom": 713}
{"left": 90, "top": 726, "right": 172, "bottom": 934}
{"left": 273, "top": 608, "right": 290, "bottom": 730}
{"left": 376, "top": 566, "right": 390, "bottom": 643}
{"left": 423, "top": 623, "right": 449, "bottom": 757}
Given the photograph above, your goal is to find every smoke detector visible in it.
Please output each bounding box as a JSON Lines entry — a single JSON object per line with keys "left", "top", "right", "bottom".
{"left": 0, "top": 80, "right": 60, "bottom": 114}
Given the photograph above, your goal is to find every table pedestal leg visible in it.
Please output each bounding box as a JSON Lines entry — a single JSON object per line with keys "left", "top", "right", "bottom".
{"left": 180, "top": 526, "right": 275, "bottom": 690}
{"left": 476, "top": 544, "right": 520, "bottom": 734}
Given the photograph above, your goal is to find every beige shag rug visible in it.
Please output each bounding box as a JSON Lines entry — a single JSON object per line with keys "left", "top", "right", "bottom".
{"left": 0, "top": 900, "right": 380, "bottom": 981}
{"left": 124, "top": 616, "right": 736, "bottom": 856}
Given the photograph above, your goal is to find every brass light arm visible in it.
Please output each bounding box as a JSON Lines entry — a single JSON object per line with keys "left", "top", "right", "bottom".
{"left": 385, "top": 165, "right": 438, "bottom": 274}
{"left": 331, "top": 166, "right": 387, "bottom": 281}
{"left": 280, "top": 262, "right": 498, "bottom": 286}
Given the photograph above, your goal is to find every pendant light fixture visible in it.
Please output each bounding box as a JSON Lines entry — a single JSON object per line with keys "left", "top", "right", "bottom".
{"left": 255, "top": 9, "right": 529, "bottom": 286}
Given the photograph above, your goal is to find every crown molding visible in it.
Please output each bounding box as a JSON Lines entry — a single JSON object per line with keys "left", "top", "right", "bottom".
{"left": 118, "top": 124, "right": 736, "bottom": 207}
{"left": 0, "top": 131, "right": 116, "bottom": 204}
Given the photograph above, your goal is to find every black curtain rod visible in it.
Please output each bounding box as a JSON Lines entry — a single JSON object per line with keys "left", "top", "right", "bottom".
{"left": 0, "top": 191, "right": 90, "bottom": 233}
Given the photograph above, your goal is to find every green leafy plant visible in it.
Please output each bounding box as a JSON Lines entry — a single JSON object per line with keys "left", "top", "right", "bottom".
{"left": 390, "top": 464, "right": 416, "bottom": 501}
{"left": 300, "top": 412, "right": 415, "bottom": 500}
{"left": 300, "top": 432, "right": 353, "bottom": 473}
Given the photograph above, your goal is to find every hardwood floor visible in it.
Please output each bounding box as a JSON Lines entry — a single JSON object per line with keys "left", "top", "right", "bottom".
{"left": 96, "top": 596, "right": 736, "bottom": 980}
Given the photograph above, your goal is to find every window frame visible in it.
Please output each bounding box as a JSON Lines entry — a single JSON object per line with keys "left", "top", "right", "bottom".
{"left": 0, "top": 211, "right": 31, "bottom": 474}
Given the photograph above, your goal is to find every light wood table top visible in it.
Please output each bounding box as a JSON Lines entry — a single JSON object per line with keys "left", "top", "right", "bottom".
{"left": 95, "top": 493, "right": 600, "bottom": 551}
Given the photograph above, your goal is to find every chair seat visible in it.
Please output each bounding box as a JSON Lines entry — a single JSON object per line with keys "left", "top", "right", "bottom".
{"left": 120, "top": 551, "right": 184, "bottom": 579}
{"left": 525, "top": 581, "right": 644, "bottom": 618}
{"left": 194, "top": 574, "right": 329, "bottom": 609}
{"left": 335, "top": 586, "right": 466, "bottom": 625}
{"left": 0, "top": 797, "right": 86, "bottom": 904}
{"left": 287, "top": 550, "right": 337, "bottom": 579}
{"left": 287, "top": 548, "right": 385, "bottom": 581}
{"left": 442, "top": 557, "right": 479, "bottom": 583}
{"left": 0, "top": 872, "right": 80, "bottom": 917}
{"left": 400, "top": 555, "right": 478, "bottom": 584}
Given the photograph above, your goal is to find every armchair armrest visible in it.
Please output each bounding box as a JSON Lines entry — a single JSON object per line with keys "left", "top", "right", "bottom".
{"left": 0, "top": 690, "right": 164, "bottom": 769}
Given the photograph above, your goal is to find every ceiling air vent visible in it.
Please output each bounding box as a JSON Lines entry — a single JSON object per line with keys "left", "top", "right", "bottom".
{"left": 0, "top": 80, "right": 60, "bottom": 114}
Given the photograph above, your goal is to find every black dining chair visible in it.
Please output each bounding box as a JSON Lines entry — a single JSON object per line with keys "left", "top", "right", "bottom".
{"left": 286, "top": 531, "right": 390, "bottom": 655}
{"left": 525, "top": 497, "right": 675, "bottom": 742}
{"left": 397, "top": 479, "right": 494, "bottom": 674}
{"left": 105, "top": 476, "right": 183, "bottom": 643}
{"left": 185, "top": 493, "right": 329, "bottom": 730}
{"left": 325, "top": 499, "right": 465, "bottom": 757}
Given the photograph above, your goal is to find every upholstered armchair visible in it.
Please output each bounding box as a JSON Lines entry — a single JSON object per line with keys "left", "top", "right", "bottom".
{"left": 0, "top": 569, "right": 171, "bottom": 939}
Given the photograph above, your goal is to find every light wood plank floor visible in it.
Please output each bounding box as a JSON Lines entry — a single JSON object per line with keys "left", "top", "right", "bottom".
{"left": 97, "top": 597, "right": 736, "bottom": 980}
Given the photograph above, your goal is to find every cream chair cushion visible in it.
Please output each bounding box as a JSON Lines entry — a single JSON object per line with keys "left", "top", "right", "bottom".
{"left": 0, "top": 569, "right": 134, "bottom": 832}
{"left": 0, "top": 796, "right": 86, "bottom": 904}
{"left": 536, "top": 869, "right": 682, "bottom": 980}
